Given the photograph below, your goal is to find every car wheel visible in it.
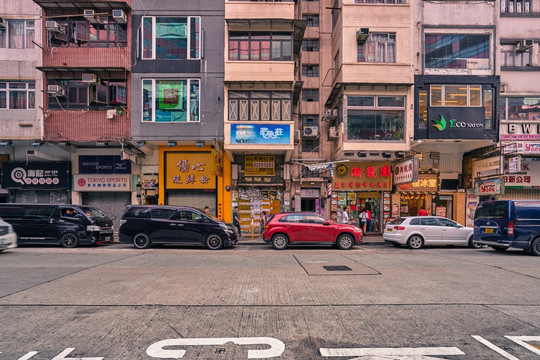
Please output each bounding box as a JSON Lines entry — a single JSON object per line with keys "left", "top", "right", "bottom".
{"left": 337, "top": 234, "right": 354, "bottom": 250}
{"left": 272, "top": 233, "right": 288, "bottom": 250}
{"left": 407, "top": 235, "right": 424, "bottom": 249}
{"left": 206, "top": 234, "right": 223, "bottom": 250}
{"left": 60, "top": 232, "right": 79, "bottom": 248}
{"left": 133, "top": 232, "right": 151, "bottom": 249}
{"left": 530, "top": 238, "right": 540, "bottom": 256}
{"left": 492, "top": 246, "right": 507, "bottom": 252}
{"left": 468, "top": 237, "right": 484, "bottom": 249}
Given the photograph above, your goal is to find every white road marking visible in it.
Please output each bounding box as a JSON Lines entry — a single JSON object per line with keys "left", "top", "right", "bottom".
{"left": 50, "top": 348, "right": 103, "bottom": 360}
{"left": 17, "top": 352, "right": 39, "bottom": 360}
{"left": 471, "top": 335, "right": 520, "bottom": 360}
{"left": 505, "top": 336, "right": 540, "bottom": 356}
{"left": 319, "top": 346, "right": 465, "bottom": 358}
{"left": 146, "top": 337, "right": 285, "bottom": 359}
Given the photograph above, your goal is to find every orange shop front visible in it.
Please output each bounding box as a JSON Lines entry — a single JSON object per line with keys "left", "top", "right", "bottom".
{"left": 331, "top": 162, "right": 392, "bottom": 233}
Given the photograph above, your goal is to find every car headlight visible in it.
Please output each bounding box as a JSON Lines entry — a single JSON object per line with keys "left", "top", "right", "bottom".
{"left": 219, "top": 223, "right": 228, "bottom": 231}
{"left": 87, "top": 225, "right": 100, "bottom": 231}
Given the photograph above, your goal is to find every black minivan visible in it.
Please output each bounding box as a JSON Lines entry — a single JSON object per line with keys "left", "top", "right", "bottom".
{"left": 0, "top": 204, "right": 114, "bottom": 248}
{"left": 474, "top": 200, "right": 540, "bottom": 256}
{"left": 119, "top": 205, "right": 238, "bottom": 250}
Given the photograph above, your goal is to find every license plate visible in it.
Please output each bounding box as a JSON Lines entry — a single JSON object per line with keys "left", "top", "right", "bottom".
{"left": 484, "top": 228, "right": 494, "bottom": 234}
{"left": 386, "top": 228, "right": 392, "bottom": 232}
{"left": 105, "top": 236, "right": 111, "bottom": 241}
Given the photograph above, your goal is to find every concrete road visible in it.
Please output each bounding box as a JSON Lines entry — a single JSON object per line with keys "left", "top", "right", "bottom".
{"left": 0, "top": 243, "right": 539, "bottom": 359}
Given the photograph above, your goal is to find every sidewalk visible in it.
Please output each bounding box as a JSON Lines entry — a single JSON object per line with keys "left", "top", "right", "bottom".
{"left": 237, "top": 234, "right": 385, "bottom": 245}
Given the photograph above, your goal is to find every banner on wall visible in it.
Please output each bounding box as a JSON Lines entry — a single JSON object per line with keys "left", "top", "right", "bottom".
{"left": 165, "top": 151, "right": 216, "bottom": 189}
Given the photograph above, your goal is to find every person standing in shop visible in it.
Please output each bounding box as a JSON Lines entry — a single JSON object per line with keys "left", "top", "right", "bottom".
{"left": 366, "top": 207, "right": 372, "bottom": 233}
{"left": 417, "top": 207, "right": 428, "bottom": 216}
{"left": 342, "top": 206, "right": 350, "bottom": 224}
{"left": 359, "top": 208, "right": 368, "bottom": 234}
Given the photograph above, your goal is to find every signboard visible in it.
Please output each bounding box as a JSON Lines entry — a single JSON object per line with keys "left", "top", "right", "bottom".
{"left": 503, "top": 160, "right": 540, "bottom": 187}
{"left": 392, "top": 158, "right": 419, "bottom": 185}
{"left": 428, "top": 107, "right": 486, "bottom": 139}
{"left": 502, "top": 142, "right": 540, "bottom": 155}
{"left": 74, "top": 174, "right": 131, "bottom": 192}
{"left": 2, "top": 162, "right": 69, "bottom": 189}
{"left": 231, "top": 124, "right": 291, "bottom": 145}
{"left": 508, "top": 156, "right": 521, "bottom": 174}
{"left": 500, "top": 121, "right": 540, "bottom": 141}
{"left": 165, "top": 151, "right": 216, "bottom": 189}
{"left": 397, "top": 173, "right": 438, "bottom": 192}
{"left": 472, "top": 156, "right": 500, "bottom": 178}
{"left": 245, "top": 155, "right": 275, "bottom": 176}
{"left": 79, "top": 155, "right": 131, "bottom": 174}
{"left": 332, "top": 162, "right": 391, "bottom": 191}
{"left": 475, "top": 178, "right": 503, "bottom": 195}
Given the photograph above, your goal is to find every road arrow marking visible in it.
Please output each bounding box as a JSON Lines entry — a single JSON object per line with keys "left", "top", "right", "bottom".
{"left": 319, "top": 346, "right": 465, "bottom": 359}
{"left": 506, "top": 336, "right": 540, "bottom": 356}
{"left": 472, "top": 335, "right": 519, "bottom": 360}
{"left": 51, "top": 348, "right": 103, "bottom": 360}
{"left": 17, "top": 352, "right": 39, "bottom": 360}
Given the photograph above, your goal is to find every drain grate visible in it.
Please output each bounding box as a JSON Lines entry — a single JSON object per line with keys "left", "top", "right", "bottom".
{"left": 323, "top": 265, "right": 352, "bottom": 271}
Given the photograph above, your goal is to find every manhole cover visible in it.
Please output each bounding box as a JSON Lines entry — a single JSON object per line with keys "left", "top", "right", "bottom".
{"left": 323, "top": 265, "right": 352, "bottom": 271}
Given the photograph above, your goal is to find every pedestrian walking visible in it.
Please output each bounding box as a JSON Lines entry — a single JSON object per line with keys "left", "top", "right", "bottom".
{"left": 260, "top": 211, "right": 268, "bottom": 232}
{"left": 359, "top": 208, "right": 368, "bottom": 234}
{"left": 233, "top": 206, "right": 241, "bottom": 236}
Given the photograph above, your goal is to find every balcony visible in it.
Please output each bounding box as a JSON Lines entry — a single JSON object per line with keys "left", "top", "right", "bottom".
{"left": 39, "top": 47, "right": 130, "bottom": 72}
{"left": 33, "top": 0, "right": 130, "bottom": 10}
{"left": 44, "top": 110, "right": 130, "bottom": 142}
{"left": 225, "top": 61, "right": 295, "bottom": 84}
{"left": 226, "top": 0, "right": 295, "bottom": 21}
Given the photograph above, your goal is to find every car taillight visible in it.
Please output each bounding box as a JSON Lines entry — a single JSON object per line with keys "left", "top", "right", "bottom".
{"left": 507, "top": 220, "right": 514, "bottom": 236}
{"left": 394, "top": 226, "right": 406, "bottom": 230}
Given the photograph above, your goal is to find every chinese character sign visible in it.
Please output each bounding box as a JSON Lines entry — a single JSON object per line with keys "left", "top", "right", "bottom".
{"left": 332, "top": 162, "right": 392, "bottom": 190}
{"left": 165, "top": 152, "right": 216, "bottom": 189}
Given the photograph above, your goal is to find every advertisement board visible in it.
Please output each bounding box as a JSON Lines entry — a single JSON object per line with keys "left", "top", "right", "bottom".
{"left": 2, "top": 162, "right": 69, "bottom": 189}
{"left": 165, "top": 151, "right": 216, "bottom": 189}
{"left": 392, "top": 158, "right": 419, "bottom": 185}
{"left": 74, "top": 174, "right": 131, "bottom": 192}
{"left": 231, "top": 124, "right": 291, "bottom": 145}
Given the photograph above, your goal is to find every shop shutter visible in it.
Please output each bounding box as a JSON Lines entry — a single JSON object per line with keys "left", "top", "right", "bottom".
{"left": 166, "top": 189, "right": 216, "bottom": 215}
{"left": 82, "top": 192, "right": 131, "bottom": 231}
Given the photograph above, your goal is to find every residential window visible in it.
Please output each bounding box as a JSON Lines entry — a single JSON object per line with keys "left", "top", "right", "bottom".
{"left": 355, "top": 0, "right": 406, "bottom": 3}
{"left": 301, "top": 139, "right": 319, "bottom": 153}
{"left": 418, "top": 90, "right": 428, "bottom": 129}
{"left": 302, "top": 115, "right": 318, "bottom": 126}
{"left": 302, "top": 64, "right": 319, "bottom": 77}
{"left": 0, "top": 20, "right": 34, "bottom": 49}
{"left": 142, "top": 16, "right": 200, "bottom": 59}
{"left": 302, "top": 89, "right": 319, "bottom": 102}
{"left": 430, "top": 85, "right": 482, "bottom": 107}
{"left": 501, "top": 96, "right": 540, "bottom": 121}
{"left": 500, "top": 43, "right": 534, "bottom": 67}
{"left": 142, "top": 79, "right": 199, "bottom": 122}
{"left": 47, "top": 17, "right": 127, "bottom": 48}
{"left": 302, "top": 39, "right": 319, "bottom": 52}
{"left": 0, "top": 81, "right": 35, "bottom": 110}
{"left": 501, "top": 0, "right": 530, "bottom": 13}
{"left": 346, "top": 95, "right": 405, "bottom": 141}
{"left": 425, "top": 34, "right": 490, "bottom": 70}
{"left": 229, "top": 32, "right": 292, "bottom": 61}
{"left": 358, "top": 33, "right": 396, "bottom": 63}
{"left": 302, "top": 14, "right": 319, "bottom": 27}
{"left": 228, "top": 91, "right": 292, "bottom": 121}
{"left": 47, "top": 79, "right": 127, "bottom": 110}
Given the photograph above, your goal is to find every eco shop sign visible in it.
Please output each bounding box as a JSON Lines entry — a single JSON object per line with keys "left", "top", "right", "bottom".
{"left": 428, "top": 107, "right": 485, "bottom": 139}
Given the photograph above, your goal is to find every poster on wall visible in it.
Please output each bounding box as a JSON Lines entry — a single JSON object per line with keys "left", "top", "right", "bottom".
{"left": 436, "top": 206, "right": 447, "bottom": 217}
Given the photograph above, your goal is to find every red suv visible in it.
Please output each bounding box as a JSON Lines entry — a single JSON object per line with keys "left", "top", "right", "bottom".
{"left": 262, "top": 212, "right": 363, "bottom": 250}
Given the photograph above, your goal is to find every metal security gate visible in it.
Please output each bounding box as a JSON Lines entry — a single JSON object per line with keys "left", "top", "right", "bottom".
{"left": 82, "top": 192, "right": 131, "bottom": 231}
{"left": 166, "top": 189, "right": 216, "bottom": 215}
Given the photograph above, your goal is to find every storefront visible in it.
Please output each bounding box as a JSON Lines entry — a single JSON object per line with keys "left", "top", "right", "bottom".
{"left": 2, "top": 162, "right": 70, "bottom": 203}
{"left": 232, "top": 155, "right": 285, "bottom": 235}
{"left": 159, "top": 147, "right": 219, "bottom": 215}
{"left": 74, "top": 155, "right": 133, "bottom": 230}
{"left": 331, "top": 161, "right": 391, "bottom": 233}
{"left": 396, "top": 173, "right": 438, "bottom": 217}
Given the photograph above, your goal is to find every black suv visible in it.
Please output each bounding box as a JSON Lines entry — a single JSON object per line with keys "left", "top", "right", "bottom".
{"left": 119, "top": 205, "right": 237, "bottom": 250}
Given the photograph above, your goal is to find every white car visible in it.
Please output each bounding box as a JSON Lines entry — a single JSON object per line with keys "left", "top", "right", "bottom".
{"left": 0, "top": 218, "right": 17, "bottom": 252}
{"left": 383, "top": 216, "right": 483, "bottom": 249}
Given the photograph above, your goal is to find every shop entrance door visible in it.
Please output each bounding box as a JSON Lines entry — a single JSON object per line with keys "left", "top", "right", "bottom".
{"left": 301, "top": 198, "right": 316, "bottom": 212}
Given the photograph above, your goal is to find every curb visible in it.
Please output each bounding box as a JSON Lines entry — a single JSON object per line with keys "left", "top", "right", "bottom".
{"left": 237, "top": 236, "right": 385, "bottom": 245}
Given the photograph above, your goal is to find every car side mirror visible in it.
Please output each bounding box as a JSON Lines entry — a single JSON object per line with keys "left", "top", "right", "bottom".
{"left": 323, "top": 221, "right": 332, "bottom": 226}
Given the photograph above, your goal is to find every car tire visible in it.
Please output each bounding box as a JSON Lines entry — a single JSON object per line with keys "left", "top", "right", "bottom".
{"left": 468, "top": 237, "right": 484, "bottom": 249}
{"left": 272, "top": 233, "right": 288, "bottom": 250}
{"left": 492, "top": 246, "right": 507, "bottom": 252}
{"left": 133, "top": 232, "right": 151, "bottom": 249}
{"left": 206, "top": 234, "right": 223, "bottom": 250}
{"left": 337, "top": 234, "right": 354, "bottom": 250}
{"left": 60, "top": 232, "right": 79, "bottom": 248}
{"left": 407, "top": 235, "right": 424, "bottom": 249}
{"left": 530, "top": 238, "right": 540, "bottom": 256}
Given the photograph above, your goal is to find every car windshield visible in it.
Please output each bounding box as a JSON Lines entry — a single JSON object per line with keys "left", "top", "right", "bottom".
{"left": 78, "top": 206, "right": 109, "bottom": 219}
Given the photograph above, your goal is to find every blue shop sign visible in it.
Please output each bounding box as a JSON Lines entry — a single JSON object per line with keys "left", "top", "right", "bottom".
{"left": 231, "top": 124, "right": 291, "bottom": 145}
{"left": 79, "top": 155, "right": 131, "bottom": 174}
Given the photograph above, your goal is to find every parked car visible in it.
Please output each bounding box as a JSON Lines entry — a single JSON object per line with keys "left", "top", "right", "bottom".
{"left": 118, "top": 205, "right": 237, "bottom": 250}
{"left": 383, "top": 216, "right": 482, "bottom": 249}
{"left": 0, "top": 217, "right": 17, "bottom": 252}
{"left": 261, "top": 212, "right": 363, "bottom": 250}
{"left": 474, "top": 200, "right": 540, "bottom": 256}
{"left": 0, "top": 204, "right": 113, "bottom": 248}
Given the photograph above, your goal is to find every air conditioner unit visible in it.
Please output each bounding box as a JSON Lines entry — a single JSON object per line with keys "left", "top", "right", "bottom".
{"left": 47, "top": 85, "right": 65, "bottom": 96}
{"left": 45, "top": 20, "right": 63, "bottom": 33}
{"left": 82, "top": 73, "right": 97, "bottom": 83}
{"left": 84, "top": 9, "right": 98, "bottom": 23}
{"left": 356, "top": 28, "right": 370, "bottom": 43}
{"left": 328, "top": 126, "right": 338, "bottom": 139}
{"left": 303, "top": 126, "right": 319, "bottom": 138}
{"left": 112, "top": 9, "right": 127, "bottom": 24}
{"left": 324, "top": 109, "right": 338, "bottom": 120}
{"left": 516, "top": 39, "right": 534, "bottom": 52}
{"left": 0, "top": 17, "right": 6, "bottom": 29}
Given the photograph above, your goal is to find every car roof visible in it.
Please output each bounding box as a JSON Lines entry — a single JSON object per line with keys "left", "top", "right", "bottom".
{"left": 126, "top": 205, "right": 204, "bottom": 212}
